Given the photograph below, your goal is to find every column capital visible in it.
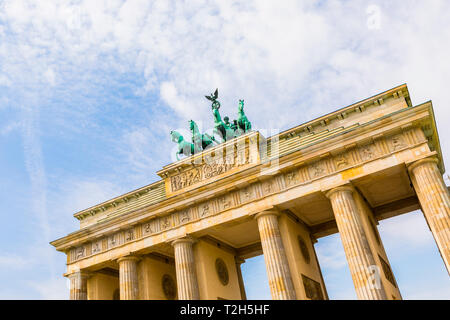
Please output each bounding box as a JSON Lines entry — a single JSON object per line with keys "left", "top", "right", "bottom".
{"left": 325, "top": 184, "right": 355, "bottom": 199}
{"left": 254, "top": 209, "right": 281, "bottom": 220}
{"left": 171, "top": 235, "right": 197, "bottom": 247}
{"left": 407, "top": 156, "right": 439, "bottom": 173}
{"left": 117, "top": 254, "right": 141, "bottom": 264}
{"left": 66, "top": 270, "right": 91, "bottom": 279}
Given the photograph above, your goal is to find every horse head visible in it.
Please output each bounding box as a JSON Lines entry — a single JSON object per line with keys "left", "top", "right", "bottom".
{"left": 170, "top": 131, "right": 182, "bottom": 143}
{"left": 189, "top": 119, "right": 200, "bottom": 134}
{"left": 238, "top": 99, "right": 244, "bottom": 112}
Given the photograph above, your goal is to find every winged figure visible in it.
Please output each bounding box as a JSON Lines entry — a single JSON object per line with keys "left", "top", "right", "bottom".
{"left": 205, "top": 88, "right": 221, "bottom": 109}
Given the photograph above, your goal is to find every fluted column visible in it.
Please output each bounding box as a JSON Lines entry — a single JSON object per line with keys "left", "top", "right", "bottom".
{"left": 68, "top": 271, "right": 90, "bottom": 300}
{"left": 235, "top": 257, "right": 247, "bottom": 300}
{"left": 117, "top": 255, "right": 140, "bottom": 300}
{"left": 408, "top": 157, "right": 450, "bottom": 274}
{"left": 255, "top": 210, "right": 296, "bottom": 300}
{"left": 172, "top": 237, "right": 200, "bottom": 300}
{"left": 326, "top": 186, "right": 387, "bottom": 300}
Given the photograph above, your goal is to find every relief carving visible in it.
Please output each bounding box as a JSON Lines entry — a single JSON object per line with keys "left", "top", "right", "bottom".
{"left": 162, "top": 274, "right": 177, "bottom": 300}
{"left": 170, "top": 146, "right": 251, "bottom": 192}
{"left": 302, "top": 274, "right": 324, "bottom": 300}
{"left": 391, "top": 134, "right": 406, "bottom": 151}
{"left": 142, "top": 221, "right": 154, "bottom": 236}
{"left": 170, "top": 168, "right": 201, "bottom": 192}
{"left": 334, "top": 153, "right": 350, "bottom": 169}
{"left": 215, "top": 258, "right": 229, "bottom": 286}
{"left": 360, "top": 144, "right": 376, "bottom": 161}
{"left": 179, "top": 210, "right": 191, "bottom": 224}
{"left": 284, "top": 170, "right": 299, "bottom": 187}
{"left": 76, "top": 246, "right": 85, "bottom": 260}
{"left": 108, "top": 234, "right": 118, "bottom": 248}
{"left": 92, "top": 240, "right": 102, "bottom": 254}
{"left": 218, "top": 195, "right": 232, "bottom": 211}
{"left": 261, "top": 180, "right": 274, "bottom": 195}
{"left": 309, "top": 161, "right": 326, "bottom": 178}
{"left": 240, "top": 186, "right": 254, "bottom": 203}
{"left": 160, "top": 216, "right": 172, "bottom": 230}
{"left": 125, "top": 229, "right": 135, "bottom": 242}
{"left": 199, "top": 201, "right": 212, "bottom": 218}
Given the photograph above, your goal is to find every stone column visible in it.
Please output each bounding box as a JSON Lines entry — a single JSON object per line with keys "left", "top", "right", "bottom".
{"left": 117, "top": 255, "right": 140, "bottom": 300}
{"left": 235, "top": 257, "right": 247, "bottom": 300}
{"left": 408, "top": 157, "right": 450, "bottom": 274}
{"left": 255, "top": 210, "right": 296, "bottom": 300}
{"left": 326, "top": 186, "right": 387, "bottom": 300}
{"left": 310, "top": 235, "right": 330, "bottom": 300}
{"left": 172, "top": 237, "right": 200, "bottom": 300}
{"left": 68, "top": 271, "right": 90, "bottom": 300}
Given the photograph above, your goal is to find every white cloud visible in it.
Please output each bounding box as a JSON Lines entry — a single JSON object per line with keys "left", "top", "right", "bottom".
{"left": 1, "top": 0, "right": 450, "bottom": 300}
{"left": 49, "top": 178, "right": 125, "bottom": 222}
{"left": 378, "top": 211, "right": 435, "bottom": 250}
{"left": 159, "top": 81, "right": 191, "bottom": 118}
{"left": 2, "top": 1, "right": 450, "bottom": 144}
{"left": 315, "top": 235, "right": 349, "bottom": 270}
{"left": 28, "top": 277, "right": 69, "bottom": 300}
{"left": 0, "top": 254, "right": 32, "bottom": 269}
{"left": 44, "top": 68, "right": 56, "bottom": 86}
{"left": 0, "top": 120, "right": 21, "bottom": 135}
{"left": 403, "top": 285, "right": 450, "bottom": 300}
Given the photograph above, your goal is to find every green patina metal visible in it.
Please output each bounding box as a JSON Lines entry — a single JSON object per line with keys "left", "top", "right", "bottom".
{"left": 171, "top": 88, "right": 252, "bottom": 159}
{"left": 238, "top": 99, "right": 252, "bottom": 132}
{"left": 170, "top": 130, "right": 194, "bottom": 160}
{"left": 189, "top": 119, "right": 217, "bottom": 153}
{"left": 212, "top": 102, "right": 236, "bottom": 142}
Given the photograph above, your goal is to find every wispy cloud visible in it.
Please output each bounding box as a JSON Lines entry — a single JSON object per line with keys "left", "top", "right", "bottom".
{"left": 316, "top": 234, "right": 348, "bottom": 270}
{"left": 378, "top": 210, "right": 435, "bottom": 250}
{"left": 1, "top": 0, "right": 450, "bottom": 299}
{"left": 27, "top": 278, "right": 69, "bottom": 300}
{"left": 0, "top": 254, "right": 32, "bottom": 269}
{"left": 20, "top": 105, "right": 55, "bottom": 278}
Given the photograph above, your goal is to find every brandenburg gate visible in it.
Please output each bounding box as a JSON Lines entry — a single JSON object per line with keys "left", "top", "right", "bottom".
{"left": 51, "top": 84, "right": 449, "bottom": 300}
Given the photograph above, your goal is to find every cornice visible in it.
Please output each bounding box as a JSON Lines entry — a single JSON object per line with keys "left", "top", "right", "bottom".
{"left": 266, "top": 83, "right": 410, "bottom": 143}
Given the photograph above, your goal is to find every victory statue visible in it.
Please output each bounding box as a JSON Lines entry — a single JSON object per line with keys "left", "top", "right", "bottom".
{"left": 170, "top": 88, "right": 252, "bottom": 160}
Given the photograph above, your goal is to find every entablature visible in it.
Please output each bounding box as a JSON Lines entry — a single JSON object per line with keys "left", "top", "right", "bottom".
{"left": 51, "top": 101, "right": 442, "bottom": 265}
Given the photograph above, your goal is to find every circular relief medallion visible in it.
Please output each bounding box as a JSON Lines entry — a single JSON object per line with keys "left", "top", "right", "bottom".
{"left": 161, "top": 274, "right": 176, "bottom": 300}
{"left": 215, "top": 258, "right": 229, "bottom": 286}
{"left": 298, "top": 236, "right": 311, "bottom": 264}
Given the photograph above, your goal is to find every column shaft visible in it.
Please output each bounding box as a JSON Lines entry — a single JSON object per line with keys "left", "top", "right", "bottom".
{"left": 409, "top": 157, "right": 450, "bottom": 273}
{"left": 256, "top": 211, "right": 296, "bottom": 300}
{"left": 172, "top": 238, "right": 200, "bottom": 300}
{"left": 326, "top": 186, "right": 387, "bottom": 300}
{"left": 235, "top": 258, "right": 247, "bottom": 300}
{"left": 118, "top": 256, "right": 140, "bottom": 300}
{"left": 69, "top": 271, "right": 89, "bottom": 300}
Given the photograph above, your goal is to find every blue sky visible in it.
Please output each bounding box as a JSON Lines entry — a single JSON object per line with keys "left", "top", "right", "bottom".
{"left": 0, "top": 0, "right": 449, "bottom": 299}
